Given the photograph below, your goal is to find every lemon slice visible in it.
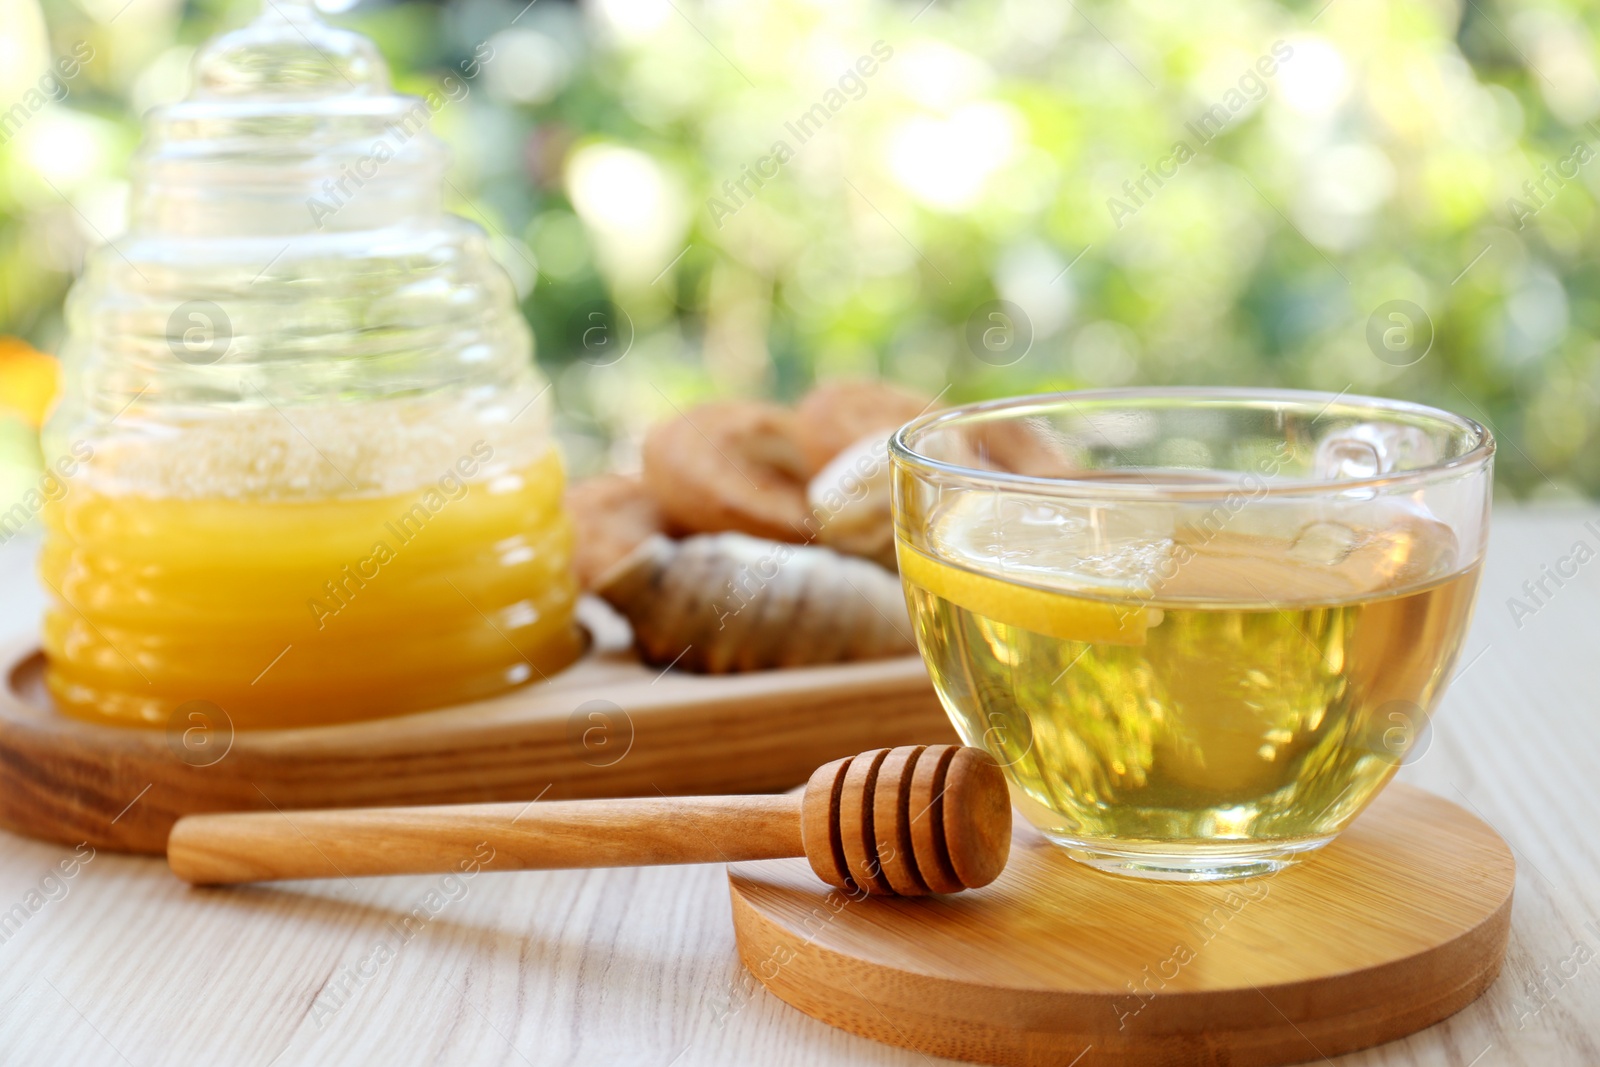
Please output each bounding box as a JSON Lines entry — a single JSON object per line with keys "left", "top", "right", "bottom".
{"left": 898, "top": 545, "right": 1147, "bottom": 646}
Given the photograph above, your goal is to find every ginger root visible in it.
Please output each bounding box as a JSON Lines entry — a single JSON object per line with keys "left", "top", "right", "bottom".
{"left": 595, "top": 533, "right": 916, "bottom": 672}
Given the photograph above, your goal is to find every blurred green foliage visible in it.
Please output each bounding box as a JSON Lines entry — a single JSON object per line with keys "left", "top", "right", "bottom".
{"left": 4, "top": 0, "right": 1600, "bottom": 496}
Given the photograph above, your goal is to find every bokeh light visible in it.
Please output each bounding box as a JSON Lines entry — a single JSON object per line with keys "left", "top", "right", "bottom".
{"left": 1, "top": 0, "right": 1598, "bottom": 500}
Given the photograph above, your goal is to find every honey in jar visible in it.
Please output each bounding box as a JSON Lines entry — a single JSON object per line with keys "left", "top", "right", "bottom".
{"left": 40, "top": 2, "right": 582, "bottom": 729}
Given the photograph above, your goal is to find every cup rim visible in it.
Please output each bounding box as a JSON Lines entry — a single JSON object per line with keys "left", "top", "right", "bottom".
{"left": 889, "top": 386, "right": 1495, "bottom": 499}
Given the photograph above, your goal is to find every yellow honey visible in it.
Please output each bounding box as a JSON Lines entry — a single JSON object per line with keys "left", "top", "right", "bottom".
{"left": 40, "top": 423, "right": 581, "bottom": 730}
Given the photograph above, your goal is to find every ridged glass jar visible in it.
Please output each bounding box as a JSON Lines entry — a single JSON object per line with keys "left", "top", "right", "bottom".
{"left": 40, "top": 1, "right": 582, "bottom": 729}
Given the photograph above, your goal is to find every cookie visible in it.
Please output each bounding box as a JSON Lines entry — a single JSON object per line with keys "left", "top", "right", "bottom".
{"left": 566, "top": 473, "right": 669, "bottom": 590}
{"left": 641, "top": 400, "right": 810, "bottom": 542}
{"left": 794, "top": 379, "right": 936, "bottom": 475}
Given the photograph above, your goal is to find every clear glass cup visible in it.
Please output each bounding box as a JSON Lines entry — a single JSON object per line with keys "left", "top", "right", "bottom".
{"left": 890, "top": 388, "right": 1493, "bottom": 881}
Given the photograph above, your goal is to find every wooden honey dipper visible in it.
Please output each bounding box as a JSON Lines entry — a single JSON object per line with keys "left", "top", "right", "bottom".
{"left": 167, "top": 745, "right": 1012, "bottom": 895}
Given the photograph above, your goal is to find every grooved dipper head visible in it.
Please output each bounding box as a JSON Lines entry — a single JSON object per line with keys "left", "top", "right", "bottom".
{"left": 800, "top": 745, "right": 1011, "bottom": 895}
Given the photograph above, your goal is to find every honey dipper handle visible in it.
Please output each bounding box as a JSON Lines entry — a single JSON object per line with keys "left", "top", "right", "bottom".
{"left": 167, "top": 794, "right": 806, "bottom": 885}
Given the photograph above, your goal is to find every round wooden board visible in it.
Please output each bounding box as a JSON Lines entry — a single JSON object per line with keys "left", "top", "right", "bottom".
{"left": 728, "top": 783, "right": 1514, "bottom": 1067}
{"left": 0, "top": 600, "right": 951, "bottom": 855}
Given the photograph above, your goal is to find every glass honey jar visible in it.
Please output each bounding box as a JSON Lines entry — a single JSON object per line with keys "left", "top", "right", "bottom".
{"left": 39, "top": 1, "right": 583, "bottom": 729}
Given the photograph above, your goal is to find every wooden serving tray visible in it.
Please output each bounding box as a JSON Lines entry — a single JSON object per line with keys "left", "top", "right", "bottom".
{"left": 729, "top": 783, "right": 1514, "bottom": 1067}
{"left": 0, "top": 600, "right": 953, "bottom": 854}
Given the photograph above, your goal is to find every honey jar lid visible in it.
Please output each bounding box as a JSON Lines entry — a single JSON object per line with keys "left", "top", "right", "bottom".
{"left": 131, "top": 0, "right": 449, "bottom": 236}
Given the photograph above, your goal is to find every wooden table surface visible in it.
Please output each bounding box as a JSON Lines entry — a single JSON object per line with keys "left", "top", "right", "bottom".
{"left": 0, "top": 510, "right": 1596, "bottom": 1067}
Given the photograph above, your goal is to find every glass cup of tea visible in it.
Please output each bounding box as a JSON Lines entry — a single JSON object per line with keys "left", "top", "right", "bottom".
{"left": 890, "top": 388, "right": 1493, "bottom": 881}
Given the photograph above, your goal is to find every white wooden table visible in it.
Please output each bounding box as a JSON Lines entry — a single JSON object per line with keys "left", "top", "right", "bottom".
{"left": 0, "top": 510, "right": 1596, "bottom": 1066}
